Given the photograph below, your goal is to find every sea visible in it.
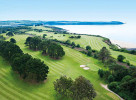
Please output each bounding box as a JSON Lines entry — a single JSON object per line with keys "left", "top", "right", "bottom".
{"left": 55, "top": 22, "right": 136, "bottom": 48}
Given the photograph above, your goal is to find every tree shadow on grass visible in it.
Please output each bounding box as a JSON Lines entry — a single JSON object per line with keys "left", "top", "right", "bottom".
{"left": 0, "top": 56, "right": 10, "bottom": 68}
{"left": 54, "top": 94, "right": 72, "bottom": 100}
{"left": 9, "top": 70, "right": 45, "bottom": 92}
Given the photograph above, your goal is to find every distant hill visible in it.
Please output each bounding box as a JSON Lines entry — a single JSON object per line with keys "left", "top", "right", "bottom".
{"left": 127, "top": 48, "right": 136, "bottom": 51}
{"left": 0, "top": 20, "right": 124, "bottom": 26}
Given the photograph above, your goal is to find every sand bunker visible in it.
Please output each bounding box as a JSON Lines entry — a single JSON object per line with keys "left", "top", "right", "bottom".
{"left": 83, "top": 67, "right": 90, "bottom": 70}
{"left": 80, "top": 65, "right": 90, "bottom": 70}
{"left": 80, "top": 65, "right": 86, "bottom": 68}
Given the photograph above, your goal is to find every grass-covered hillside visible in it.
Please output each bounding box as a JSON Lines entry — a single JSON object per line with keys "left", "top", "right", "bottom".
{"left": 0, "top": 26, "right": 135, "bottom": 100}
{"left": 28, "top": 26, "right": 136, "bottom": 65}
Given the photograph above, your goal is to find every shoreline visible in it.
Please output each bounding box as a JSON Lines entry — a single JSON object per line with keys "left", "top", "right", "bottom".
{"left": 111, "top": 40, "right": 136, "bottom": 49}
{"left": 54, "top": 25, "right": 136, "bottom": 49}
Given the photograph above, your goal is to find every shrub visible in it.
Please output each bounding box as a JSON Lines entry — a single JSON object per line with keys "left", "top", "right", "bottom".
{"left": 117, "top": 55, "right": 126, "bottom": 62}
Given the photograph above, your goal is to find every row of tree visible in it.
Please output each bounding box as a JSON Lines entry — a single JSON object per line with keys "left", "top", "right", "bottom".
{"left": 69, "top": 35, "right": 81, "bottom": 39}
{"left": 98, "top": 64, "right": 136, "bottom": 100}
{"left": 0, "top": 26, "right": 32, "bottom": 35}
{"left": 25, "top": 37, "right": 65, "bottom": 59}
{"left": 34, "top": 29, "right": 43, "bottom": 32}
{"left": 52, "top": 39, "right": 101, "bottom": 59}
{"left": 52, "top": 39, "right": 128, "bottom": 65}
{"left": 54, "top": 76, "right": 96, "bottom": 100}
{"left": 0, "top": 40, "right": 49, "bottom": 82}
{"left": 0, "top": 35, "right": 6, "bottom": 40}
{"left": 97, "top": 47, "right": 136, "bottom": 99}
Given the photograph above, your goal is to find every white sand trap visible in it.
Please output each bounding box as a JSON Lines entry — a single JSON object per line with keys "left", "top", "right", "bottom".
{"left": 80, "top": 65, "right": 86, "bottom": 68}
{"left": 83, "top": 67, "right": 90, "bottom": 70}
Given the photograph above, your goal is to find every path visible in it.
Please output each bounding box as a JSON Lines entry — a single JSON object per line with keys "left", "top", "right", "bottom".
{"left": 101, "top": 84, "right": 124, "bottom": 100}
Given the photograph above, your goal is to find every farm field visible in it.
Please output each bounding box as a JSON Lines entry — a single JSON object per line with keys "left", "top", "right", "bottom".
{"left": 0, "top": 33, "right": 120, "bottom": 100}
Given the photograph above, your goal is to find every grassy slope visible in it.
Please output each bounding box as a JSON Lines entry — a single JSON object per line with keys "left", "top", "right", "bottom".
{"left": 28, "top": 26, "right": 136, "bottom": 65}
{"left": 0, "top": 34, "right": 120, "bottom": 100}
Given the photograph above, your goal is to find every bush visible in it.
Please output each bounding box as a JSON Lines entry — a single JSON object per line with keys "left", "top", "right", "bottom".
{"left": 98, "top": 69, "right": 104, "bottom": 78}
{"left": 86, "top": 45, "right": 91, "bottom": 50}
{"left": 76, "top": 44, "right": 80, "bottom": 48}
{"left": 6, "top": 32, "right": 14, "bottom": 36}
{"left": 121, "top": 75, "right": 131, "bottom": 83}
{"left": 117, "top": 55, "right": 126, "bottom": 62}
{"left": 108, "top": 75, "right": 114, "bottom": 83}
{"left": 87, "top": 50, "right": 92, "bottom": 56}
{"left": 108, "top": 82, "right": 119, "bottom": 92}
{"left": 10, "top": 38, "right": 16, "bottom": 43}
{"left": 126, "top": 60, "right": 130, "bottom": 66}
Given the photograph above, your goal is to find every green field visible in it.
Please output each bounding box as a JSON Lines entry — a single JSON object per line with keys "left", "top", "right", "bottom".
{"left": 0, "top": 26, "right": 136, "bottom": 100}
{"left": 27, "top": 26, "right": 136, "bottom": 65}
{"left": 0, "top": 32, "right": 121, "bottom": 100}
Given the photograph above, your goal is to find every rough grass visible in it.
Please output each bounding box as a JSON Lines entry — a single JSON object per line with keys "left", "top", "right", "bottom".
{"left": 0, "top": 34, "right": 120, "bottom": 100}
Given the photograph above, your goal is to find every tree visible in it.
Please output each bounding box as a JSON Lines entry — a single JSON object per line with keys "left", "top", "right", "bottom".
{"left": 87, "top": 50, "right": 92, "bottom": 56}
{"left": 71, "top": 42, "right": 76, "bottom": 49}
{"left": 26, "top": 37, "right": 41, "bottom": 50}
{"left": 12, "top": 54, "right": 49, "bottom": 82}
{"left": 11, "top": 54, "right": 32, "bottom": 76}
{"left": 53, "top": 76, "right": 73, "bottom": 96}
{"left": 117, "top": 55, "right": 125, "bottom": 62}
{"left": 121, "top": 75, "right": 131, "bottom": 83}
{"left": 108, "top": 75, "right": 114, "bottom": 83}
{"left": 43, "top": 34, "right": 47, "bottom": 38}
{"left": 2, "top": 42, "right": 23, "bottom": 61}
{"left": 108, "top": 82, "right": 119, "bottom": 92}
{"left": 109, "top": 64, "right": 128, "bottom": 81}
{"left": 25, "top": 37, "right": 65, "bottom": 59}
{"left": 71, "top": 42, "right": 75, "bottom": 46}
{"left": 86, "top": 45, "right": 91, "bottom": 50}
{"left": 65, "top": 40, "right": 71, "bottom": 45}
{"left": 130, "top": 50, "right": 136, "bottom": 54}
{"left": 93, "top": 51, "right": 99, "bottom": 59}
{"left": 25, "top": 37, "right": 32, "bottom": 46}
{"left": 120, "top": 78, "right": 136, "bottom": 92}
{"left": 25, "top": 58, "right": 49, "bottom": 82}
{"left": 0, "top": 35, "right": 5, "bottom": 40}
{"left": 2, "top": 30, "right": 6, "bottom": 33}
{"left": 77, "top": 35, "right": 81, "bottom": 38}
{"left": 104, "top": 57, "right": 116, "bottom": 66}
{"left": 0, "top": 40, "right": 49, "bottom": 83}
{"left": 10, "top": 38, "right": 16, "bottom": 43}
{"left": 76, "top": 44, "right": 80, "bottom": 48}
{"left": 98, "top": 69, "right": 104, "bottom": 78}
{"left": 99, "top": 47, "right": 110, "bottom": 63}
{"left": 70, "top": 76, "right": 96, "bottom": 100}
{"left": 6, "top": 32, "right": 14, "bottom": 36}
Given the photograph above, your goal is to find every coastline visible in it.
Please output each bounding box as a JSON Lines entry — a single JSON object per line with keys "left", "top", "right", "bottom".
{"left": 111, "top": 40, "right": 136, "bottom": 49}
{"left": 55, "top": 25, "right": 136, "bottom": 49}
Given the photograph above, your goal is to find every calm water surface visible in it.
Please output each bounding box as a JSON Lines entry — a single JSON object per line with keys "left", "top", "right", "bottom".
{"left": 55, "top": 23, "right": 136, "bottom": 47}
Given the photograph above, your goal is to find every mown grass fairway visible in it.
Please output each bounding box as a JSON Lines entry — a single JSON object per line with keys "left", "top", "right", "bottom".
{"left": 0, "top": 34, "right": 121, "bottom": 100}
{"left": 27, "top": 26, "right": 136, "bottom": 65}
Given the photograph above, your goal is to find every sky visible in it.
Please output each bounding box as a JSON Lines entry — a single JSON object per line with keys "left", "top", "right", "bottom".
{"left": 0, "top": 0, "right": 136, "bottom": 23}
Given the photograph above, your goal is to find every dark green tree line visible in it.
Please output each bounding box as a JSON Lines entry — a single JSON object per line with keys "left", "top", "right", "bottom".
{"left": 25, "top": 37, "right": 65, "bottom": 59}
{"left": 0, "top": 40, "right": 49, "bottom": 82}
{"left": 54, "top": 76, "right": 96, "bottom": 100}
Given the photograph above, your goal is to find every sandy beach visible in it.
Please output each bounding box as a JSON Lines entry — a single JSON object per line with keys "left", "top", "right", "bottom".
{"left": 111, "top": 40, "right": 136, "bottom": 49}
